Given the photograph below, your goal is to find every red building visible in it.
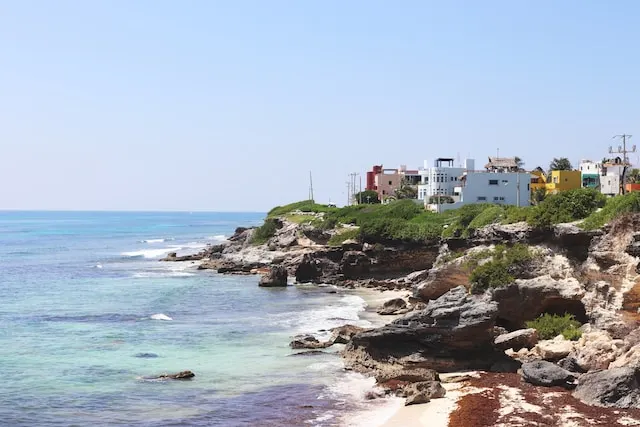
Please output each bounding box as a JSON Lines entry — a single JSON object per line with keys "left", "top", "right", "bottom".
{"left": 366, "top": 165, "right": 383, "bottom": 191}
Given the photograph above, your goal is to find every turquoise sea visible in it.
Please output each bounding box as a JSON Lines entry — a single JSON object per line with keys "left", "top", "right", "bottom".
{"left": 0, "top": 211, "right": 394, "bottom": 427}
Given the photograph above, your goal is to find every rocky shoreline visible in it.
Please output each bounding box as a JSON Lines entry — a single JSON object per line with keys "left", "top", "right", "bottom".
{"left": 163, "top": 212, "right": 640, "bottom": 425}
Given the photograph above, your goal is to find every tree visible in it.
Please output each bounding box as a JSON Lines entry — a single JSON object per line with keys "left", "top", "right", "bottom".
{"left": 354, "top": 190, "right": 380, "bottom": 204}
{"left": 515, "top": 156, "right": 525, "bottom": 171}
{"left": 627, "top": 168, "right": 640, "bottom": 184}
{"left": 549, "top": 157, "right": 573, "bottom": 172}
{"left": 394, "top": 179, "right": 418, "bottom": 200}
{"left": 530, "top": 187, "right": 546, "bottom": 205}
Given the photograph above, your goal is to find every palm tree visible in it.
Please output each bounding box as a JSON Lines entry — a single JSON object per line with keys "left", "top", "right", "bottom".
{"left": 549, "top": 157, "right": 573, "bottom": 172}
{"left": 515, "top": 156, "right": 525, "bottom": 171}
{"left": 394, "top": 179, "right": 418, "bottom": 200}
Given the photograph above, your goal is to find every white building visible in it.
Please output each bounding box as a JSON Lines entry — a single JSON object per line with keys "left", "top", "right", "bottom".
{"left": 600, "top": 157, "right": 627, "bottom": 196}
{"left": 417, "top": 158, "right": 471, "bottom": 202}
{"left": 421, "top": 157, "right": 532, "bottom": 212}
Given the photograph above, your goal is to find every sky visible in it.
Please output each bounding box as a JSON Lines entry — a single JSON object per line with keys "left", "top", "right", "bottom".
{"left": 1, "top": 0, "right": 640, "bottom": 211}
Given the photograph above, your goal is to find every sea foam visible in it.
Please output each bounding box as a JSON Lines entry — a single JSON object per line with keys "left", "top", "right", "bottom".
{"left": 150, "top": 313, "right": 173, "bottom": 321}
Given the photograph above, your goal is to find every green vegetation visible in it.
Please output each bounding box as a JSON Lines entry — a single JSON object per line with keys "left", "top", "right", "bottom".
{"left": 353, "top": 190, "right": 380, "bottom": 204}
{"left": 526, "top": 188, "right": 606, "bottom": 228}
{"left": 327, "top": 228, "right": 360, "bottom": 246}
{"left": 525, "top": 313, "right": 582, "bottom": 341}
{"left": 549, "top": 157, "right": 573, "bottom": 172}
{"left": 581, "top": 192, "right": 640, "bottom": 230}
{"left": 441, "top": 204, "right": 496, "bottom": 238}
{"left": 268, "top": 200, "right": 334, "bottom": 218}
{"left": 469, "top": 243, "right": 536, "bottom": 293}
{"left": 251, "top": 218, "right": 280, "bottom": 245}
{"left": 283, "top": 214, "right": 315, "bottom": 224}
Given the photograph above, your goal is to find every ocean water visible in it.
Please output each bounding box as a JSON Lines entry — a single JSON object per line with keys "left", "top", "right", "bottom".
{"left": 0, "top": 211, "right": 398, "bottom": 427}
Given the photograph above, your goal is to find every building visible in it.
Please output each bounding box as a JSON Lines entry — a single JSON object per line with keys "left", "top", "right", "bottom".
{"left": 365, "top": 164, "right": 420, "bottom": 202}
{"left": 544, "top": 170, "right": 582, "bottom": 194}
{"left": 422, "top": 157, "right": 531, "bottom": 212}
{"left": 579, "top": 160, "right": 601, "bottom": 189}
{"left": 530, "top": 168, "right": 547, "bottom": 194}
{"left": 484, "top": 157, "right": 520, "bottom": 173}
{"left": 600, "top": 157, "right": 627, "bottom": 196}
{"left": 417, "top": 158, "right": 469, "bottom": 203}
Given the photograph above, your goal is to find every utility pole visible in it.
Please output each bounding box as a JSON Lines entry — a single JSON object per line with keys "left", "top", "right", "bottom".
{"left": 308, "top": 171, "right": 314, "bottom": 202}
{"left": 345, "top": 181, "right": 351, "bottom": 206}
{"left": 610, "top": 134, "right": 636, "bottom": 195}
{"left": 348, "top": 172, "right": 358, "bottom": 205}
{"left": 359, "top": 174, "right": 362, "bottom": 204}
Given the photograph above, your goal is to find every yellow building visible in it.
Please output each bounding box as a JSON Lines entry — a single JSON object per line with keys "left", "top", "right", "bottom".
{"left": 530, "top": 170, "right": 547, "bottom": 193}
{"left": 544, "top": 170, "right": 582, "bottom": 194}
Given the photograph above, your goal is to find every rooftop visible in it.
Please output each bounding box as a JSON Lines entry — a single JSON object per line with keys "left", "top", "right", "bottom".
{"left": 485, "top": 157, "right": 518, "bottom": 169}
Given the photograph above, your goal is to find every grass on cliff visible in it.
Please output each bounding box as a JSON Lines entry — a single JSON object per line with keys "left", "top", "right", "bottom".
{"left": 526, "top": 188, "right": 606, "bottom": 228}
{"left": 469, "top": 243, "right": 537, "bottom": 294}
{"left": 525, "top": 313, "right": 582, "bottom": 341}
{"left": 581, "top": 192, "right": 640, "bottom": 230}
{"left": 327, "top": 228, "right": 360, "bottom": 246}
{"left": 250, "top": 218, "right": 279, "bottom": 245}
{"left": 268, "top": 200, "right": 335, "bottom": 218}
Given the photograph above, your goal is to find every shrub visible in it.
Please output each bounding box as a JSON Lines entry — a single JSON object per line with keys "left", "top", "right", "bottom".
{"left": 467, "top": 205, "right": 504, "bottom": 232}
{"left": 469, "top": 261, "right": 514, "bottom": 294}
{"left": 502, "top": 206, "right": 531, "bottom": 224}
{"left": 251, "top": 218, "right": 280, "bottom": 244}
{"left": 268, "top": 200, "right": 334, "bottom": 218}
{"left": 525, "top": 313, "right": 582, "bottom": 341}
{"left": 442, "top": 204, "right": 496, "bottom": 238}
{"left": 327, "top": 228, "right": 360, "bottom": 246}
{"left": 527, "top": 188, "right": 606, "bottom": 228}
{"left": 581, "top": 192, "right": 640, "bottom": 230}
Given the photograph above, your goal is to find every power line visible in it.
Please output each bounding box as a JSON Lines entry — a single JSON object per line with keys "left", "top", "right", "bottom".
{"left": 610, "top": 134, "right": 636, "bottom": 165}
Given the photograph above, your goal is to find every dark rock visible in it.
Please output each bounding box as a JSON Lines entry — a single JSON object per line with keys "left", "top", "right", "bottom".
{"left": 573, "top": 367, "right": 640, "bottom": 408}
{"left": 521, "top": 360, "right": 577, "bottom": 389}
{"left": 289, "top": 350, "right": 327, "bottom": 357}
{"left": 490, "top": 358, "right": 522, "bottom": 373}
{"left": 343, "top": 287, "right": 505, "bottom": 376}
{"left": 289, "top": 335, "right": 331, "bottom": 350}
{"left": 147, "top": 371, "right": 195, "bottom": 380}
{"left": 494, "top": 328, "right": 539, "bottom": 351}
{"left": 377, "top": 298, "right": 408, "bottom": 315}
{"left": 376, "top": 368, "right": 440, "bottom": 384}
{"left": 329, "top": 325, "right": 367, "bottom": 345}
{"left": 258, "top": 265, "right": 288, "bottom": 287}
{"left": 160, "top": 252, "right": 205, "bottom": 262}
{"left": 558, "top": 355, "right": 588, "bottom": 374}
{"left": 134, "top": 352, "right": 159, "bottom": 359}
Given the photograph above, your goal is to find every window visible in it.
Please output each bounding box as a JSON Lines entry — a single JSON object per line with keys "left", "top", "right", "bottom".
{"left": 477, "top": 196, "right": 486, "bottom": 201}
{"left": 527, "top": 183, "right": 530, "bottom": 191}
{"left": 499, "top": 197, "right": 505, "bottom": 201}
{"left": 389, "top": 180, "right": 392, "bottom": 185}
{"left": 502, "top": 180, "right": 508, "bottom": 183}
{"left": 494, "top": 196, "right": 500, "bottom": 201}
{"left": 489, "top": 179, "right": 498, "bottom": 185}
{"left": 565, "top": 178, "right": 568, "bottom": 182}
{"left": 553, "top": 176, "right": 559, "bottom": 184}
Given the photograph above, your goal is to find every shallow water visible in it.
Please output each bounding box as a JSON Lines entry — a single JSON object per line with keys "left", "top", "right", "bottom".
{"left": 0, "top": 211, "right": 395, "bottom": 426}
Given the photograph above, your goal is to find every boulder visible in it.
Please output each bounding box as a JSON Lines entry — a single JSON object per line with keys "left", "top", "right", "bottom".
{"left": 494, "top": 328, "right": 539, "bottom": 351}
{"left": 571, "top": 330, "right": 623, "bottom": 371}
{"left": 413, "top": 260, "right": 469, "bottom": 302}
{"left": 405, "top": 393, "right": 430, "bottom": 406}
{"left": 289, "top": 335, "right": 330, "bottom": 350}
{"left": 521, "top": 361, "right": 577, "bottom": 389}
{"left": 573, "top": 367, "right": 640, "bottom": 408}
{"left": 377, "top": 298, "right": 408, "bottom": 315}
{"left": 343, "top": 287, "right": 508, "bottom": 376}
{"left": 404, "top": 381, "right": 446, "bottom": 399}
{"left": 329, "top": 325, "right": 367, "bottom": 345}
{"left": 533, "top": 335, "right": 575, "bottom": 361}
{"left": 376, "top": 368, "right": 440, "bottom": 384}
{"left": 558, "top": 356, "right": 587, "bottom": 374}
{"left": 258, "top": 265, "right": 288, "bottom": 287}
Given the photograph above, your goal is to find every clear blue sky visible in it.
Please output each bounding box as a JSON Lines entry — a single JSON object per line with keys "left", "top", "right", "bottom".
{"left": 1, "top": 1, "right": 639, "bottom": 211}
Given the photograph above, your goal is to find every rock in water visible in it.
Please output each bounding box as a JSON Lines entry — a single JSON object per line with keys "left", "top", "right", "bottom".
{"left": 289, "top": 335, "right": 330, "bottom": 350}
{"left": 377, "top": 298, "right": 408, "bottom": 315}
{"left": 521, "top": 361, "right": 576, "bottom": 389}
{"left": 146, "top": 371, "right": 195, "bottom": 380}
{"left": 573, "top": 367, "right": 640, "bottom": 408}
{"left": 494, "top": 328, "right": 539, "bottom": 351}
{"left": 258, "top": 265, "right": 288, "bottom": 287}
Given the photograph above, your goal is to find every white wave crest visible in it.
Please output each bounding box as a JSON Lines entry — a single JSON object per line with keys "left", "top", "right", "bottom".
{"left": 95, "top": 263, "right": 103, "bottom": 269}
{"left": 150, "top": 313, "right": 173, "bottom": 321}
{"left": 132, "top": 271, "right": 195, "bottom": 278}
{"left": 208, "top": 235, "right": 227, "bottom": 242}
{"left": 140, "top": 238, "right": 172, "bottom": 244}
{"left": 121, "top": 248, "right": 176, "bottom": 259}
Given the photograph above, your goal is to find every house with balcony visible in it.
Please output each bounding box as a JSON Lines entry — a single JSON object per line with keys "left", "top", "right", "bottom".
{"left": 417, "top": 158, "right": 467, "bottom": 203}
{"left": 600, "top": 157, "right": 627, "bottom": 196}
{"left": 545, "top": 170, "right": 582, "bottom": 194}
{"left": 579, "top": 160, "right": 601, "bottom": 189}
{"left": 423, "top": 157, "right": 532, "bottom": 212}
{"left": 365, "top": 164, "right": 420, "bottom": 202}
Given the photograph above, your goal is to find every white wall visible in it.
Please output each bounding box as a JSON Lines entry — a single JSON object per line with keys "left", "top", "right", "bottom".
{"left": 417, "top": 166, "right": 466, "bottom": 200}
{"left": 461, "top": 172, "right": 531, "bottom": 207}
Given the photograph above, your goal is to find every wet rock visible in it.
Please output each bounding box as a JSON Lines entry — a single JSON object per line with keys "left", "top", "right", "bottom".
{"left": 521, "top": 361, "right": 577, "bottom": 389}
{"left": 404, "top": 381, "right": 446, "bottom": 399}
{"left": 494, "top": 328, "right": 539, "bottom": 351}
{"left": 258, "top": 265, "right": 288, "bottom": 287}
{"left": 160, "top": 252, "right": 205, "bottom": 262}
{"left": 376, "top": 368, "right": 440, "bottom": 384}
{"left": 147, "top": 371, "right": 195, "bottom": 380}
{"left": 289, "top": 335, "right": 330, "bottom": 350}
{"left": 329, "top": 325, "right": 367, "bottom": 345}
{"left": 289, "top": 350, "right": 327, "bottom": 357}
{"left": 134, "top": 352, "right": 159, "bottom": 359}
{"left": 573, "top": 367, "right": 640, "bottom": 408}
{"left": 377, "top": 298, "right": 408, "bottom": 315}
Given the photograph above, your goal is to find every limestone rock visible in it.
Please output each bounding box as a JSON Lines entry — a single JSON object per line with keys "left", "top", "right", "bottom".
{"left": 377, "top": 298, "right": 408, "bottom": 315}
{"left": 521, "top": 361, "right": 577, "bottom": 389}
{"left": 343, "top": 287, "right": 509, "bottom": 377}
{"left": 571, "top": 330, "right": 623, "bottom": 371}
{"left": 404, "top": 381, "right": 446, "bottom": 399}
{"left": 494, "top": 328, "right": 539, "bottom": 351}
{"left": 573, "top": 367, "right": 640, "bottom": 408}
{"left": 329, "top": 325, "right": 367, "bottom": 345}
{"left": 533, "top": 335, "right": 575, "bottom": 361}
{"left": 258, "top": 265, "right": 288, "bottom": 287}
